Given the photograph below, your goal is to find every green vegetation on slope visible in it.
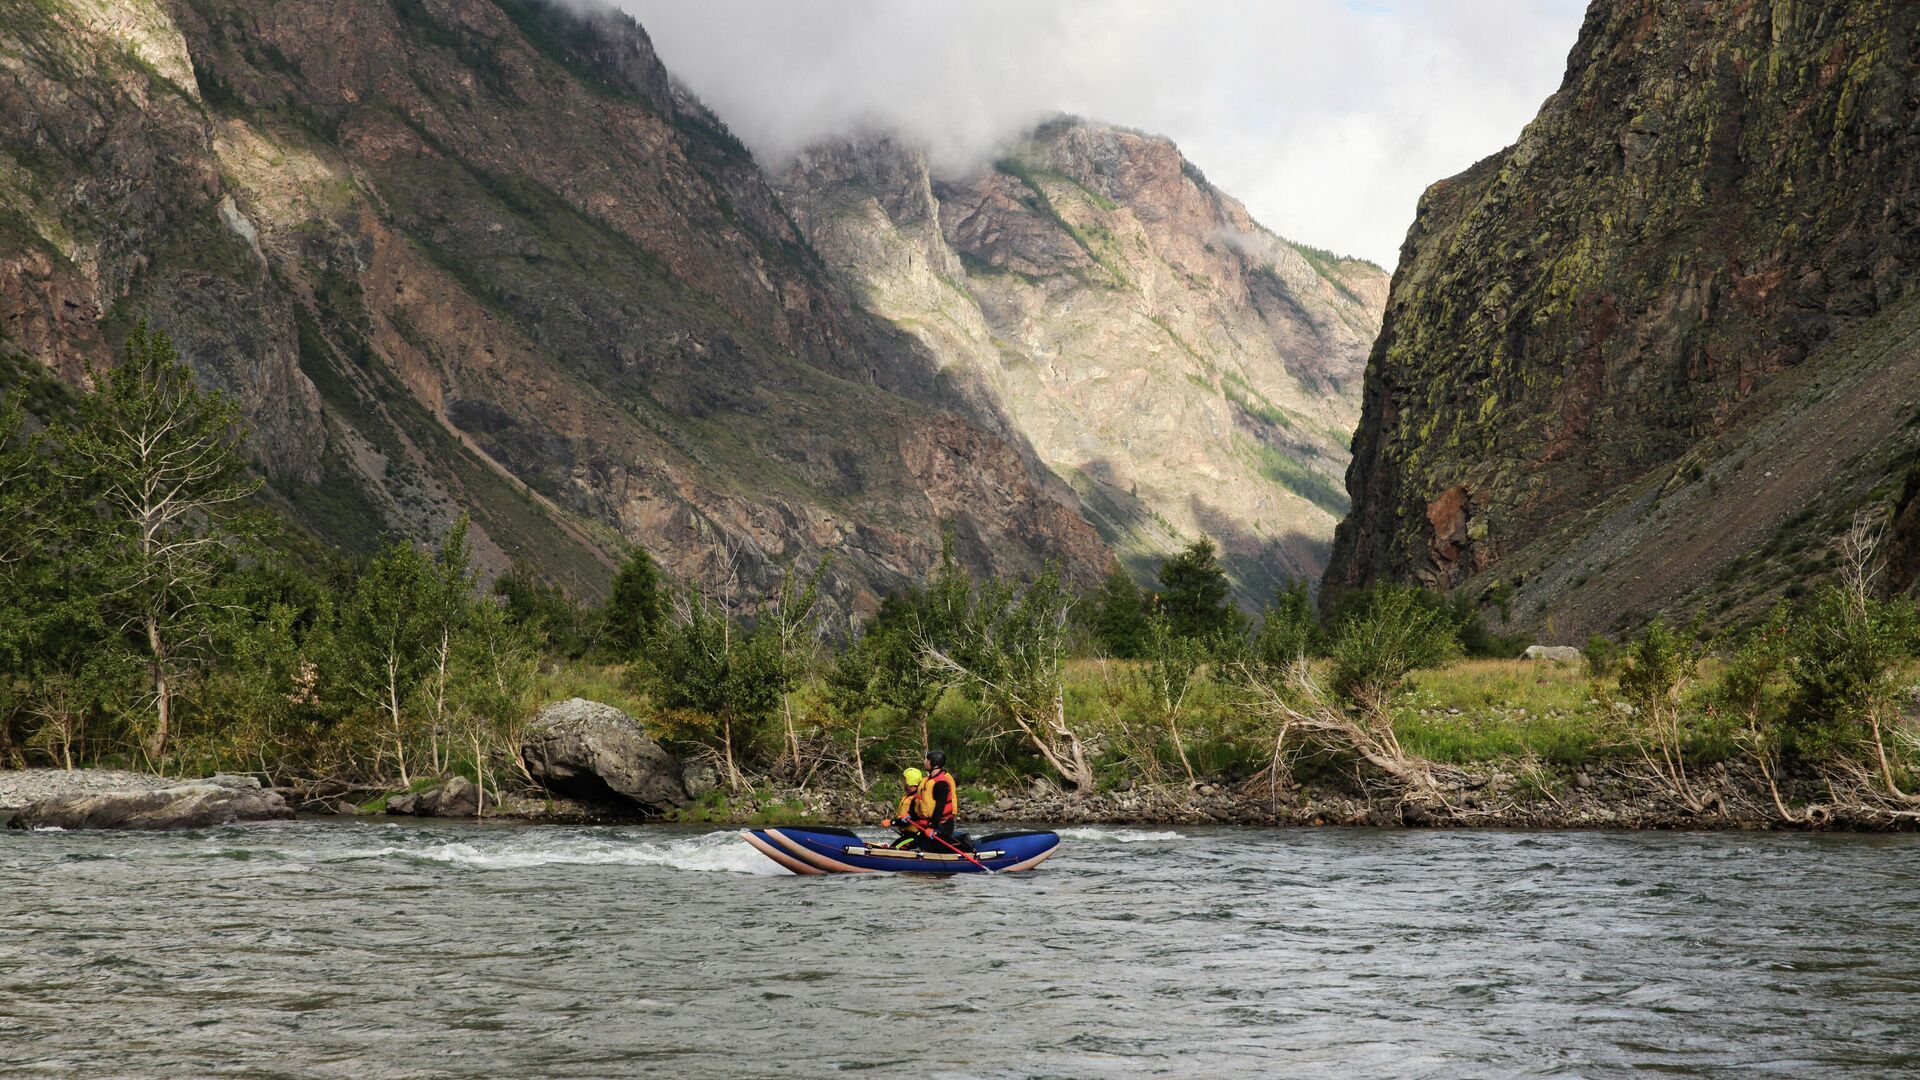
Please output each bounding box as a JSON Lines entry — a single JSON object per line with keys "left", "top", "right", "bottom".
{"left": 6, "top": 343, "right": 1917, "bottom": 827}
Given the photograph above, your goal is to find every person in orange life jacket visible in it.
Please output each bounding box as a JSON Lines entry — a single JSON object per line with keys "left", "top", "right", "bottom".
{"left": 881, "top": 767, "right": 927, "bottom": 849}
{"left": 917, "top": 750, "right": 959, "bottom": 848}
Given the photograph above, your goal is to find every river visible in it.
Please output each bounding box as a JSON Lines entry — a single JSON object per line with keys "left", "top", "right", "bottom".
{"left": 1, "top": 822, "right": 1915, "bottom": 1078}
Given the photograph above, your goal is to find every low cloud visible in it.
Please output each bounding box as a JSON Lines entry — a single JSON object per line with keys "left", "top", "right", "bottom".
{"left": 615, "top": 0, "right": 1587, "bottom": 266}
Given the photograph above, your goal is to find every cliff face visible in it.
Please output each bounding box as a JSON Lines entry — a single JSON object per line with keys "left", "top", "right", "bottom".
{"left": 1327, "top": 0, "right": 1920, "bottom": 634}
{"left": 0, "top": 0, "right": 1104, "bottom": 610}
{"left": 776, "top": 120, "right": 1385, "bottom": 601}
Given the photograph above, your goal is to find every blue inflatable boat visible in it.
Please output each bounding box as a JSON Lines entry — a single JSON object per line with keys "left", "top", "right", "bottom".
{"left": 741, "top": 826, "right": 1060, "bottom": 874}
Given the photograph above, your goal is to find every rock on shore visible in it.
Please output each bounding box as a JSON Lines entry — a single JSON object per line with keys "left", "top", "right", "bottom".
{"left": 386, "top": 776, "right": 480, "bottom": 818}
{"left": 520, "top": 698, "right": 688, "bottom": 815}
{"left": 7, "top": 774, "right": 293, "bottom": 830}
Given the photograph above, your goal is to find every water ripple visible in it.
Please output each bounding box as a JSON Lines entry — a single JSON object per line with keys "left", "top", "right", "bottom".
{"left": 1, "top": 823, "right": 1917, "bottom": 1077}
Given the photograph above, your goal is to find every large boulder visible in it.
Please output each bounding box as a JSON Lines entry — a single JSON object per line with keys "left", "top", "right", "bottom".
{"left": 7, "top": 775, "right": 293, "bottom": 830}
{"left": 1524, "top": 645, "right": 1583, "bottom": 663}
{"left": 520, "top": 698, "right": 688, "bottom": 814}
{"left": 431, "top": 775, "right": 479, "bottom": 817}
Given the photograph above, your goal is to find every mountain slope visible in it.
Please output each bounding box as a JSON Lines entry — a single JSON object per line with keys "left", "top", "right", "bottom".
{"left": 1326, "top": 0, "right": 1920, "bottom": 635}
{"left": 0, "top": 0, "right": 1105, "bottom": 611}
{"left": 776, "top": 120, "right": 1385, "bottom": 601}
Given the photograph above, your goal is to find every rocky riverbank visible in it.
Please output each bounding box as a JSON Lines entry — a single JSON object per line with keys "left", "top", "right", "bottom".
{"left": 5, "top": 762, "right": 1914, "bottom": 832}
{"left": 4, "top": 697, "right": 1911, "bottom": 834}
{"left": 663, "top": 764, "right": 1920, "bottom": 833}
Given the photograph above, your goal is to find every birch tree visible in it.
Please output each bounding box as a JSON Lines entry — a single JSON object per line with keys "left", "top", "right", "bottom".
{"left": 867, "top": 543, "right": 969, "bottom": 753}
{"left": 419, "top": 519, "right": 480, "bottom": 777}
{"left": 650, "top": 585, "right": 779, "bottom": 792}
{"left": 332, "top": 538, "right": 437, "bottom": 785}
{"left": 1138, "top": 609, "right": 1204, "bottom": 784}
{"left": 766, "top": 560, "right": 829, "bottom": 779}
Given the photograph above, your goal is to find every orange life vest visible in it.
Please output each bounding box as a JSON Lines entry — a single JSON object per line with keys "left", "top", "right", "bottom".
{"left": 917, "top": 768, "right": 957, "bottom": 824}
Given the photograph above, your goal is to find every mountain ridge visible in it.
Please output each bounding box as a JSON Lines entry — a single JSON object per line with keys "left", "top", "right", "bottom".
{"left": 1, "top": 0, "right": 1109, "bottom": 613}
{"left": 775, "top": 116, "right": 1386, "bottom": 602}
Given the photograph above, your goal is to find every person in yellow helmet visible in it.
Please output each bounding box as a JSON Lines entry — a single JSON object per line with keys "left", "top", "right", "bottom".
{"left": 881, "top": 767, "right": 927, "bottom": 848}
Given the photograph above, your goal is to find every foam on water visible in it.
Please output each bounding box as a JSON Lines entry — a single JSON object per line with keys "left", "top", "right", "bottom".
{"left": 1057, "top": 826, "right": 1180, "bottom": 843}
{"left": 398, "top": 830, "right": 788, "bottom": 876}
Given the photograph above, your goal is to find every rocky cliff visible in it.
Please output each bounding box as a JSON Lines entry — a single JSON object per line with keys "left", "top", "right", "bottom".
{"left": 1327, "top": 0, "right": 1920, "bottom": 635}
{"left": 0, "top": 0, "right": 1105, "bottom": 612}
{"left": 776, "top": 122, "right": 1385, "bottom": 601}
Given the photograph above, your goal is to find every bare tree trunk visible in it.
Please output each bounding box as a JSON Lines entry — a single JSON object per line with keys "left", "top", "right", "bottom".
{"left": 144, "top": 614, "right": 170, "bottom": 760}
{"left": 1869, "top": 707, "right": 1920, "bottom": 804}
{"left": 1633, "top": 697, "right": 1704, "bottom": 814}
{"left": 1166, "top": 711, "right": 1195, "bottom": 784}
{"left": 782, "top": 695, "right": 801, "bottom": 783}
{"left": 1754, "top": 750, "right": 1819, "bottom": 825}
{"left": 431, "top": 628, "right": 450, "bottom": 777}
{"left": 1243, "top": 660, "right": 1456, "bottom": 805}
{"left": 852, "top": 730, "right": 867, "bottom": 792}
{"left": 387, "top": 654, "right": 410, "bottom": 787}
{"left": 1014, "top": 695, "right": 1096, "bottom": 791}
{"left": 470, "top": 727, "right": 487, "bottom": 817}
{"left": 722, "top": 715, "right": 742, "bottom": 793}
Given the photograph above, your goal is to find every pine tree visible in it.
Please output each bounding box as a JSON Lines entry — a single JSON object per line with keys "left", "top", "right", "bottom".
{"left": 61, "top": 322, "right": 259, "bottom": 761}
{"left": 493, "top": 560, "right": 591, "bottom": 658}
{"left": 1155, "top": 538, "right": 1238, "bottom": 643}
{"left": 1253, "top": 578, "right": 1322, "bottom": 668}
{"left": 601, "top": 547, "right": 665, "bottom": 660}
{"left": 1089, "top": 565, "right": 1149, "bottom": 659}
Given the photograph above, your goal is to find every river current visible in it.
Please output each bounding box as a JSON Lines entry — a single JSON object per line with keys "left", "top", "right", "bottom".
{"left": 1, "top": 822, "right": 1915, "bottom": 1078}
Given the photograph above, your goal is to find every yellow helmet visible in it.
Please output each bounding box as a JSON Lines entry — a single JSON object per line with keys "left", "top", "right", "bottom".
{"left": 902, "top": 767, "right": 925, "bottom": 788}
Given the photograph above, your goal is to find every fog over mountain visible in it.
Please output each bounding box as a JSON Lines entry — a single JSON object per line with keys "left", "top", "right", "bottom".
{"left": 616, "top": 0, "right": 1587, "bottom": 266}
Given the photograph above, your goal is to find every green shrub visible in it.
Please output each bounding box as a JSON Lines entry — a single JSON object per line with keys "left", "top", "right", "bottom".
{"left": 1583, "top": 634, "right": 1619, "bottom": 680}
{"left": 1252, "top": 578, "right": 1322, "bottom": 667}
{"left": 1616, "top": 621, "right": 1701, "bottom": 714}
{"left": 1786, "top": 585, "right": 1918, "bottom": 760}
{"left": 1329, "top": 585, "right": 1461, "bottom": 711}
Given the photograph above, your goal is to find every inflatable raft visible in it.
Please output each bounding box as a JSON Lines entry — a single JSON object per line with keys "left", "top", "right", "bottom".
{"left": 741, "top": 826, "right": 1060, "bottom": 874}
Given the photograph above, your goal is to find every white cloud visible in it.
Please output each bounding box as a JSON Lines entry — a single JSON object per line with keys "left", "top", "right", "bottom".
{"left": 616, "top": 0, "right": 1588, "bottom": 267}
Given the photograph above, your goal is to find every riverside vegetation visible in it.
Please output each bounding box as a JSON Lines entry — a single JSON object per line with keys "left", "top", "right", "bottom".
{"left": 3, "top": 328, "right": 1919, "bottom": 828}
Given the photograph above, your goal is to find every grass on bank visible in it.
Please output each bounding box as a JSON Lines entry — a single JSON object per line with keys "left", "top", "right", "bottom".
{"left": 1394, "top": 660, "right": 1610, "bottom": 767}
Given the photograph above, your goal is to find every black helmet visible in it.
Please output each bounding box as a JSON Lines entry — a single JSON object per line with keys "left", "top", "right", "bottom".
{"left": 925, "top": 749, "right": 946, "bottom": 768}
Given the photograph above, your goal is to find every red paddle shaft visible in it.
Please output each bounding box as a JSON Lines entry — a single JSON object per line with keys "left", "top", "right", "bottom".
{"left": 902, "top": 820, "right": 995, "bottom": 874}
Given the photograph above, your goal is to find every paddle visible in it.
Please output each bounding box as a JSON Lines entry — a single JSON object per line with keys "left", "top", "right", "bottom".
{"left": 900, "top": 819, "right": 996, "bottom": 874}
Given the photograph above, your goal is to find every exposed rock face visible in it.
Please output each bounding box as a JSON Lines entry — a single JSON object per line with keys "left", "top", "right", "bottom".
{"left": 0, "top": 0, "right": 1105, "bottom": 613}
{"left": 778, "top": 121, "right": 1386, "bottom": 599}
{"left": 7, "top": 775, "right": 292, "bottom": 830}
{"left": 520, "top": 698, "right": 687, "bottom": 814}
{"left": 1329, "top": 1, "right": 1920, "bottom": 633}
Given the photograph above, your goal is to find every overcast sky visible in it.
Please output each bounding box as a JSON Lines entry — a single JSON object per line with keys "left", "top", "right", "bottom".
{"left": 616, "top": 1, "right": 1589, "bottom": 268}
